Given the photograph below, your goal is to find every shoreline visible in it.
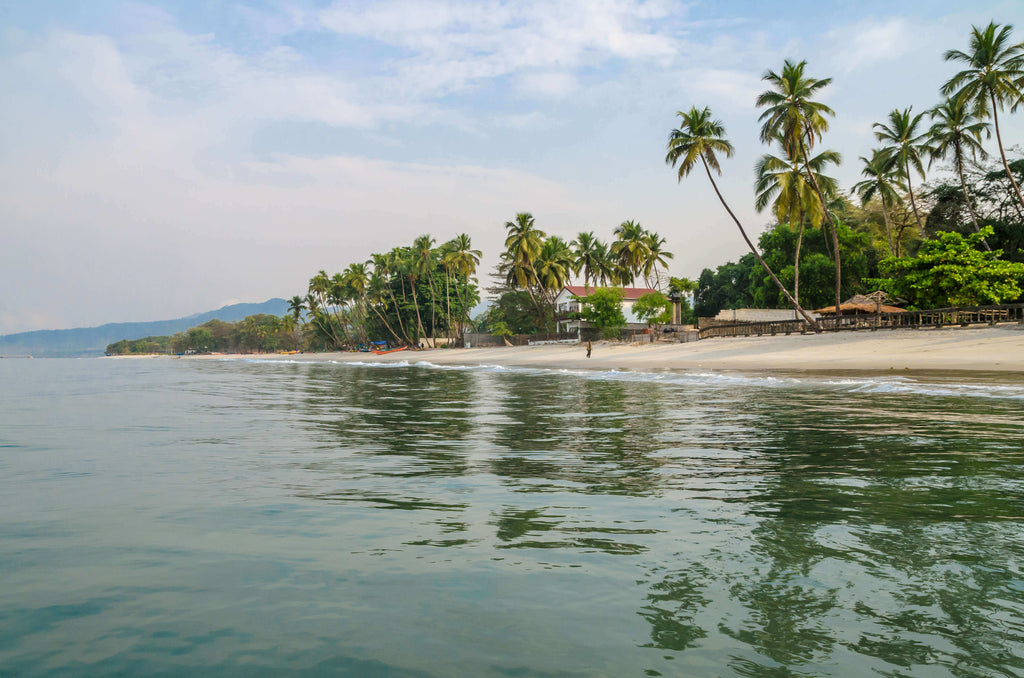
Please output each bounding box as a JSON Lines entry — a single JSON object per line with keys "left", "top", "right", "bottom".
{"left": 140, "top": 325, "right": 1024, "bottom": 375}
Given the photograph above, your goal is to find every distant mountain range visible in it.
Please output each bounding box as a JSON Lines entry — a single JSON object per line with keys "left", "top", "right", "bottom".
{"left": 0, "top": 299, "right": 290, "bottom": 357}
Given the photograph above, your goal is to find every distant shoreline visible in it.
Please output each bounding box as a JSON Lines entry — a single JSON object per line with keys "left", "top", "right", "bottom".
{"left": 115, "top": 325, "right": 1024, "bottom": 375}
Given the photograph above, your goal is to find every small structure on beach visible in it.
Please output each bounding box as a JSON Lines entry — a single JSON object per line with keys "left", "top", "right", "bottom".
{"left": 814, "top": 292, "right": 905, "bottom": 315}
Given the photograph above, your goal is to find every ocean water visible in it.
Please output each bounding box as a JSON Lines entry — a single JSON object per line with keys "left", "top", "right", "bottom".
{"left": 1, "top": 357, "right": 1022, "bottom": 677}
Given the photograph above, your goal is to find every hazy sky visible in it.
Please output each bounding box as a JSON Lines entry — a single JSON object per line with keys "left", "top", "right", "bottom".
{"left": 3, "top": 0, "right": 1024, "bottom": 333}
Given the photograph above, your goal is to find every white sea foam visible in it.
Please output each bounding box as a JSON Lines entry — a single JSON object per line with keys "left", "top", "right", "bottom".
{"left": 225, "top": 356, "right": 1024, "bottom": 400}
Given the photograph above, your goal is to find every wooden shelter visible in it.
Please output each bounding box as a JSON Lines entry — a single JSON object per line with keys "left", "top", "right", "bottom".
{"left": 814, "top": 292, "right": 905, "bottom": 315}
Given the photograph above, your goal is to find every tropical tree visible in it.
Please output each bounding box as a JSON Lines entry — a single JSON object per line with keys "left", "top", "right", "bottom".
{"left": 874, "top": 107, "right": 931, "bottom": 232}
{"left": 852, "top": 150, "right": 907, "bottom": 257}
{"left": 611, "top": 220, "right": 651, "bottom": 285}
{"left": 927, "top": 95, "right": 991, "bottom": 245}
{"left": 943, "top": 21, "right": 1024, "bottom": 210}
{"left": 534, "top": 236, "right": 573, "bottom": 304}
{"left": 572, "top": 231, "right": 605, "bottom": 289}
{"left": 756, "top": 58, "right": 843, "bottom": 315}
{"left": 503, "top": 212, "right": 547, "bottom": 323}
{"left": 287, "top": 295, "right": 306, "bottom": 323}
{"left": 666, "top": 106, "right": 819, "bottom": 328}
{"left": 441, "top": 233, "right": 482, "bottom": 337}
{"left": 754, "top": 139, "right": 840, "bottom": 304}
{"left": 641, "top": 230, "right": 674, "bottom": 290}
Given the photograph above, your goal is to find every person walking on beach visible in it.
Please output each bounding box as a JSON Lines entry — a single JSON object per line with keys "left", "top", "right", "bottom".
{"left": 586, "top": 340, "right": 592, "bottom": 358}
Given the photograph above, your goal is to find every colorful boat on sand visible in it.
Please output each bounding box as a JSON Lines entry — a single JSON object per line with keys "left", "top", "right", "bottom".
{"left": 372, "top": 346, "right": 408, "bottom": 355}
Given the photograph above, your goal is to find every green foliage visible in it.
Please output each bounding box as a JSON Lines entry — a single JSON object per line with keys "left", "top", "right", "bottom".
{"left": 104, "top": 335, "right": 172, "bottom": 355}
{"left": 873, "top": 226, "right": 1024, "bottom": 307}
{"left": 633, "top": 292, "right": 672, "bottom": 326}
{"left": 481, "top": 290, "right": 551, "bottom": 335}
{"left": 575, "top": 288, "right": 626, "bottom": 339}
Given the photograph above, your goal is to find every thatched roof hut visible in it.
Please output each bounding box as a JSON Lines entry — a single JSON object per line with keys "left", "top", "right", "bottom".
{"left": 814, "top": 293, "right": 904, "bottom": 315}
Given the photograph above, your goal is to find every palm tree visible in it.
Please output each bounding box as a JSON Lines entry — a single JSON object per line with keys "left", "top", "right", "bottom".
{"left": 943, "top": 21, "right": 1024, "bottom": 210}
{"left": 534, "top": 236, "right": 574, "bottom": 304}
{"left": 928, "top": 95, "right": 991, "bottom": 246}
{"left": 369, "top": 252, "right": 410, "bottom": 343}
{"left": 408, "top": 235, "right": 436, "bottom": 346}
{"left": 756, "top": 59, "right": 842, "bottom": 316}
{"left": 504, "top": 212, "right": 547, "bottom": 321}
{"left": 755, "top": 139, "right": 840, "bottom": 305}
{"left": 572, "top": 231, "right": 604, "bottom": 290}
{"left": 641, "top": 230, "right": 674, "bottom": 290}
{"left": 666, "top": 106, "right": 818, "bottom": 329}
{"left": 874, "top": 107, "right": 931, "bottom": 234}
{"left": 442, "top": 234, "right": 481, "bottom": 337}
{"left": 287, "top": 295, "right": 306, "bottom": 323}
{"left": 592, "top": 239, "right": 614, "bottom": 286}
{"left": 852, "top": 149, "right": 907, "bottom": 257}
{"left": 611, "top": 220, "right": 651, "bottom": 285}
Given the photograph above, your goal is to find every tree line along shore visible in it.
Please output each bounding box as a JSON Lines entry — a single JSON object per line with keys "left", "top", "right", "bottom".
{"left": 108, "top": 21, "right": 1024, "bottom": 357}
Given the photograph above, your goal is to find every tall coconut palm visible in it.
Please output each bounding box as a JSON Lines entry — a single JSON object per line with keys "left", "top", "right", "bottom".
{"left": 754, "top": 140, "right": 840, "bottom": 305}
{"left": 504, "top": 212, "right": 547, "bottom": 320}
{"left": 852, "top": 149, "right": 908, "bottom": 257}
{"left": 641, "top": 230, "right": 674, "bottom": 290}
{"left": 442, "top": 234, "right": 481, "bottom": 336}
{"left": 943, "top": 21, "right": 1024, "bottom": 210}
{"left": 572, "top": 231, "right": 603, "bottom": 289}
{"left": 534, "top": 236, "right": 573, "bottom": 304}
{"left": 874, "top": 107, "right": 931, "bottom": 232}
{"left": 928, "top": 95, "right": 991, "bottom": 246}
{"left": 287, "top": 295, "right": 306, "bottom": 323}
{"left": 666, "top": 106, "right": 818, "bottom": 329}
{"left": 408, "top": 235, "right": 436, "bottom": 346}
{"left": 611, "top": 220, "right": 651, "bottom": 285}
{"left": 370, "top": 252, "right": 411, "bottom": 342}
{"left": 756, "top": 59, "right": 842, "bottom": 316}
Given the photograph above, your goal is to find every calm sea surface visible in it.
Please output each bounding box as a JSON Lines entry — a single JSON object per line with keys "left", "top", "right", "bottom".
{"left": 1, "top": 357, "right": 1023, "bottom": 677}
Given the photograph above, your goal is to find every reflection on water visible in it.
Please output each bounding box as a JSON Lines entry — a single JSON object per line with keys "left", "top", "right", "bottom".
{"left": 0, "top": 358, "right": 1022, "bottom": 677}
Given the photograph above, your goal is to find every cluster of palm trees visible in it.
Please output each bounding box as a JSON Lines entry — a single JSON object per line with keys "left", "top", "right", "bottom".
{"left": 668, "top": 20, "right": 1024, "bottom": 328}
{"left": 291, "top": 234, "right": 481, "bottom": 348}
{"left": 500, "top": 212, "right": 673, "bottom": 327}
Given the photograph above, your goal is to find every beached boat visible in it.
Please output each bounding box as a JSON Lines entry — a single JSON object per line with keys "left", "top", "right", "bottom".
{"left": 372, "top": 346, "right": 408, "bottom": 355}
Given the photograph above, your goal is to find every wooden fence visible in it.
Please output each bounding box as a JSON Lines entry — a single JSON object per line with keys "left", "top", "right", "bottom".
{"left": 698, "top": 303, "right": 1024, "bottom": 339}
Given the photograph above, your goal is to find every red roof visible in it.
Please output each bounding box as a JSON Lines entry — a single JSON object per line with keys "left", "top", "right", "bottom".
{"left": 564, "top": 285, "right": 658, "bottom": 300}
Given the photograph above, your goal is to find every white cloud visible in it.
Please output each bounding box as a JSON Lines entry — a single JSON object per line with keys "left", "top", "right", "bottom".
{"left": 828, "top": 18, "right": 915, "bottom": 73}
{"left": 318, "top": 0, "right": 680, "bottom": 97}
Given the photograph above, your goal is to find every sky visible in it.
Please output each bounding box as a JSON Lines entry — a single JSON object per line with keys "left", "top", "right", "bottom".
{"left": 3, "top": 0, "right": 1024, "bottom": 333}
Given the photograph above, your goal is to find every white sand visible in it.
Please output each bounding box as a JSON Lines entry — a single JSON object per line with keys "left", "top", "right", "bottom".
{"left": 202, "top": 324, "right": 1024, "bottom": 374}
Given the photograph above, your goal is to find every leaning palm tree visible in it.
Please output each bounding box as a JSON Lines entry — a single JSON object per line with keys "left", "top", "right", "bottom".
{"left": 873, "top": 107, "right": 931, "bottom": 231}
{"left": 928, "top": 95, "right": 991, "bottom": 245}
{"left": 756, "top": 59, "right": 843, "bottom": 315}
{"left": 754, "top": 139, "right": 840, "bottom": 305}
{"left": 666, "top": 106, "right": 818, "bottom": 329}
{"left": 852, "top": 149, "right": 908, "bottom": 257}
{"left": 943, "top": 21, "right": 1024, "bottom": 210}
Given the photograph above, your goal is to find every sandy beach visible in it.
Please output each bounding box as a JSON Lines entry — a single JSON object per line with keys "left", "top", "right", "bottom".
{"left": 180, "top": 324, "right": 1024, "bottom": 374}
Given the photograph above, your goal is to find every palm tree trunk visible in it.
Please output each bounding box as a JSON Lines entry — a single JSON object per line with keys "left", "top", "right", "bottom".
{"left": 992, "top": 94, "right": 1024, "bottom": 211}
{"left": 798, "top": 133, "right": 842, "bottom": 316}
{"left": 956, "top": 149, "right": 990, "bottom": 250}
{"left": 701, "top": 156, "right": 820, "bottom": 330}
{"left": 794, "top": 220, "right": 805, "bottom": 310}
{"left": 905, "top": 158, "right": 924, "bottom": 230}
{"left": 881, "top": 202, "right": 895, "bottom": 256}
